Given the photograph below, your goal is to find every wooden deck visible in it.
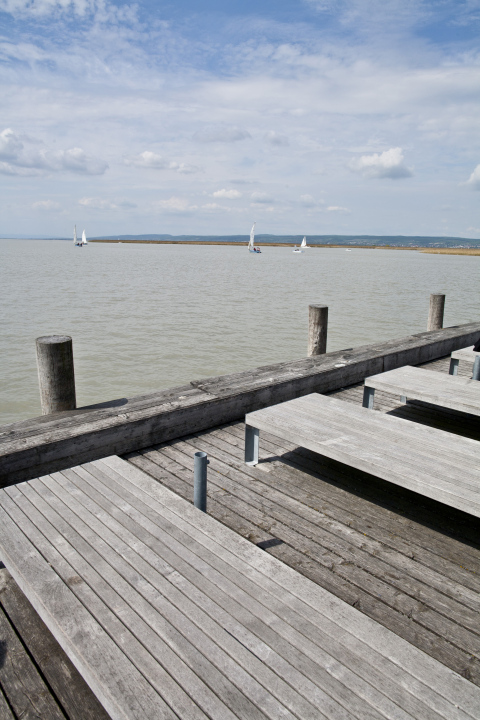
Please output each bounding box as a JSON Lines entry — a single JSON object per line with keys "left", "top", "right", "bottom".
{"left": 1, "top": 354, "right": 480, "bottom": 718}
{"left": 127, "top": 356, "right": 480, "bottom": 689}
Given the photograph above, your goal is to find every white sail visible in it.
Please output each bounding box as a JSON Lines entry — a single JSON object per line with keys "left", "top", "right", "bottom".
{"left": 249, "top": 222, "right": 256, "bottom": 248}
{"left": 301, "top": 236, "right": 306, "bottom": 248}
{"left": 82, "top": 229, "right": 87, "bottom": 245}
{"left": 73, "top": 225, "right": 77, "bottom": 244}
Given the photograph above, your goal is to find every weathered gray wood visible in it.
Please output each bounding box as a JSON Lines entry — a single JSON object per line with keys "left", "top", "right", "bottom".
{"left": 307, "top": 304, "right": 328, "bottom": 356}
{"left": 427, "top": 294, "right": 445, "bottom": 331}
{"left": 129, "top": 429, "right": 480, "bottom": 685}
{"left": 102, "top": 457, "right": 480, "bottom": 718}
{"left": 0, "top": 568, "right": 111, "bottom": 720}
{"left": 365, "top": 366, "right": 480, "bottom": 417}
{"left": 1, "top": 456, "right": 479, "bottom": 719}
{"left": 0, "top": 594, "right": 66, "bottom": 720}
{"left": 451, "top": 346, "right": 480, "bottom": 363}
{"left": 36, "top": 335, "right": 76, "bottom": 414}
{"left": 246, "top": 394, "right": 480, "bottom": 517}
{"left": 2, "top": 323, "right": 480, "bottom": 486}
{"left": 0, "top": 689, "right": 15, "bottom": 720}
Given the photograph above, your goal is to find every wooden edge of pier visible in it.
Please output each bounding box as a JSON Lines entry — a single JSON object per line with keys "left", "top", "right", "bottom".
{"left": 1, "top": 322, "right": 480, "bottom": 486}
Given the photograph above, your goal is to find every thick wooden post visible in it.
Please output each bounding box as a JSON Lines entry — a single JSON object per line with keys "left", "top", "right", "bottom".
{"left": 427, "top": 294, "right": 445, "bottom": 331}
{"left": 36, "top": 335, "right": 76, "bottom": 414}
{"left": 308, "top": 304, "right": 328, "bottom": 356}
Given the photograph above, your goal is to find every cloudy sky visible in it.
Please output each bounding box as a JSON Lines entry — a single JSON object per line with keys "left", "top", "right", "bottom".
{"left": 1, "top": 0, "right": 480, "bottom": 237}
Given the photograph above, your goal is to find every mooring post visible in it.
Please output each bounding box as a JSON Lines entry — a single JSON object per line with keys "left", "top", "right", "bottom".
{"left": 36, "top": 335, "right": 76, "bottom": 415}
{"left": 308, "top": 304, "right": 328, "bottom": 356}
{"left": 473, "top": 356, "right": 480, "bottom": 381}
{"left": 193, "top": 451, "right": 208, "bottom": 512}
{"left": 427, "top": 294, "right": 445, "bottom": 331}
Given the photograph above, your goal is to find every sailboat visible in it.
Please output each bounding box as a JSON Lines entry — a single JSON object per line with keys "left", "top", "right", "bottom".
{"left": 73, "top": 225, "right": 88, "bottom": 246}
{"left": 301, "top": 236, "right": 310, "bottom": 249}
{"left": 248, "top": 222, "right": 261, "bottom": 253}
{"left": 73, "top": 225, "right": 82, "bottom": 246}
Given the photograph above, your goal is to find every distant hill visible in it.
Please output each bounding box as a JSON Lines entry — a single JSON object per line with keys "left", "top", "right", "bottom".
{"left": 90, "top": 234, "right": 480, "bottom": 247}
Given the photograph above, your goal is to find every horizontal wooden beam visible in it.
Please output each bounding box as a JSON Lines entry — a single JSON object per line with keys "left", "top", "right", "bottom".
{"left": 1, "top": 322, "right": 479, "bottom": 486}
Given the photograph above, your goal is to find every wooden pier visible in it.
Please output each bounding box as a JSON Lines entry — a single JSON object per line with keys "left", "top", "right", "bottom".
{"left": 0, "top": 326, "right": 479, "bottom": 718}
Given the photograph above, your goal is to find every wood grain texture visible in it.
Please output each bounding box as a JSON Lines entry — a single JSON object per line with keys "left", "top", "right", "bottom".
{"left": 245, "top": 393, "right": 480, "bottom": 517}
{"left": 365, "top": 366, "right": 480, "bottom": 416}
{"left": 2, "top": 322, "right": 480, "bottom": 485}
{"left": 0, "top": 568, "right": 111, "bottom": 720}
{"left": 451, "top": 346, "right": 480, "bottom": 363}
{"left": 1, "top": 457, "right": 480, "bottom": 718}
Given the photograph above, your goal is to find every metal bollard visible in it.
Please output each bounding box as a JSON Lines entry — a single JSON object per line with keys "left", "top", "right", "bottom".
{"left": 193, "top": 451, "right": 208, "bottom": 512}
{"left": 473, "top": 356, "right": 480, "bottom": 381}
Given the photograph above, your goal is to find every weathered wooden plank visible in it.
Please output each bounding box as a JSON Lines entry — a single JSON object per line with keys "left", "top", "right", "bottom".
{"left": 365, "top": 366, "right": 480, "bottom": 416}
{"left": 218, "top": 423, "right": 480, "bottom": 596}
{"left": 0, "top": 568, "right": 111, "bottom": 720}
{"left": 2, "top": 323, "right": 480, "bottom": 485}
{"left": 246, "top": 394, "right": 480, "bottom": 516}
{"left": 0, "top": 690, "right": 15, "bottom": 720}
{"left": 102, "top": 457, "right": 480, "bottom": 719}
{"left": 451, "top": 346, "right": 480, "bottom": 363}
{"left": 0, "top": 497, "right": 180, "bottom": 720}
{"left": 0, "top": 598, "right": 66, "bottom": 720}
{"left": 20, "top": 475, "right": 309, "bottom": 720}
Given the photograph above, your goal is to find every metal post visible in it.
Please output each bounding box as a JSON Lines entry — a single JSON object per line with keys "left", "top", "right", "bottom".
{"left": 36, "top": 335, "right": 76, "bottom": 414}
{"left": 427, "top": 294, "right": 445, "bottom": 331}
{"left": 308, "top": 304, "right": 328, "bottom": 356}
{"left": 473, "top": 356, "right": 480, "bottom": 381}
{"left": 245, "top": 425, "right": 259, "bottom": 465}
{"left": 449, "top": 358, "right": 459, "bottom": 375}
{"left": 362, "top": 386, "right": 375, "bottom": 409}
{"left": 193, "top": 451, "right": 208, "bottom": 512}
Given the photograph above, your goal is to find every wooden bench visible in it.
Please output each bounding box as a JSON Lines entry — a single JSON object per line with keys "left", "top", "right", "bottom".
{"left": 449, "top": 345, "right": 480, "bottom": 376}
{"left": 245, "top": 393, "right": 480, "bottom": 518}
{"left": 1, "top": 457, "right": 479, "bottom": 719}
{"left": 362, "top": 365, "right": 480, "bottom": 417}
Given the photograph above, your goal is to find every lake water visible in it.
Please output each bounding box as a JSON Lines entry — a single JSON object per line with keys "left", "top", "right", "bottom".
{"left": 1, "top": 239, "right": 479, "bottom": 425}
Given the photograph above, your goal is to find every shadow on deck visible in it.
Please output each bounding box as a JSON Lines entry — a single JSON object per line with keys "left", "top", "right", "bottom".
{"left": 126, "top": 356, "right": 480, "bottom": 687}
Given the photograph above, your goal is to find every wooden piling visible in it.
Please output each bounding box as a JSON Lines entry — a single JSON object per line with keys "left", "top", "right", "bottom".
{"left": 427, "top": 294, "right": 445, "bottom": 331}
{"left": 308, "top": 304, "right": 328, "bottom": 356}
{"left": 36, "top": 335, "right": 76, "bottom": 415}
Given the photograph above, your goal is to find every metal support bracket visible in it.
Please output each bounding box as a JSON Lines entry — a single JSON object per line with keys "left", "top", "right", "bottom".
{"left": 449, "top": 358, "right": 459, "bottom": 376}
{"left": 245, "top": 425, "right": 259, "bottom": 466}
{"left": 362, "top": 386, "right": 375, "bottom": 409}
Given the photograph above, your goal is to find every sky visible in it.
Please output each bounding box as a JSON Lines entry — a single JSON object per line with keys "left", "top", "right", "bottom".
{"left": 1, "top": 0, "right": 480, "bottom": 237}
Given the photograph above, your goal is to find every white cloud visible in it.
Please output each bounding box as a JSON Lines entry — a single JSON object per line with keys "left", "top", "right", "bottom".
{"left": 193, "top": 126, "right": 251, "bottom": 143}
{"left": 264, "top": 131, "right": 289, "bottom": 147}
{"left": 212, "top": 188, "right": 242, "bottom": 199}
{"left": 79, "top": 197, "right": 118, "bottom": 210}
{"left": 251, "top": 192, "right": 273, "bottom": 204}
{"left": 155, "top": 196, "right": 198, "bottom": 213}
{"left": 32, "top": 200, "right": 61, "bottom": 210}
{"left": 125, "top": 152, "right": 201, "bottom": 174}
{"left": 326, "top": 205, "right": 351, "bottom": 213}
{"left": 0, "top": 128, "right": 108, "bottom": 176}
{"left": 299, "top": 194, "right": 325, "bottom": 207}
{"left": 349, "top": 147, "right": 413, "bottom": 179}
{"left": 465, "top": 164, "right": 480, "bottom": 190}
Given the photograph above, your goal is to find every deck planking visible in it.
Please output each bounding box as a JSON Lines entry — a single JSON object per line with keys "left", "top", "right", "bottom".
{"left": 126, "top": 355, "right": 480, "bottom": 688}
{"left": 3, "top": 457, "right": 479, "bottom": 718}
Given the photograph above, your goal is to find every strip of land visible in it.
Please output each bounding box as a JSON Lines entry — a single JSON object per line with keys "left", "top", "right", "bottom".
{"left": 420, "top": 248, "right": 480, "bottom": 256}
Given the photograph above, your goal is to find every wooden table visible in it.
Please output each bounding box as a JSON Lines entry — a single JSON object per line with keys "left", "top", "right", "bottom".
{"left": 449, "top": 345, "right": 480, "bottom": 376}
{"left": 245, "top": 393, "right": 480, "bottom": 518}
{"left": 2, "top": 456, "right": 480, "bottom": 719}
{"left": 363, "top": 365, "right": 480, "bottom": 417}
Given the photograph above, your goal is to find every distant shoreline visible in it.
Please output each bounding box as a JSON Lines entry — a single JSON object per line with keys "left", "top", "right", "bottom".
{"left": 90, "top": 239, "right": 418, "bottom": 249}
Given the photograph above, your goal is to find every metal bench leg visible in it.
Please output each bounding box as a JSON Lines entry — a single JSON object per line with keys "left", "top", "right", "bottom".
{"left": 245, "top": 425, "right": 259, "bottom": 465}
{"left": 400, "top": 395, "right": 407, "bottom": 404}
{"left": 449, "top": 358, "right": 459, "bottom": 375}
{"left": 473, "top": 357, "right": 480, "bottom": 381}
{"left": 362, "top": 386, "right": 375, "bottom": 409}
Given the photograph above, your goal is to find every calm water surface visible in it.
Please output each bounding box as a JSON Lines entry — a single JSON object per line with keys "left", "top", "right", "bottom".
{"left": 1, "top": 240, "right": 479, "bottom": 425}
